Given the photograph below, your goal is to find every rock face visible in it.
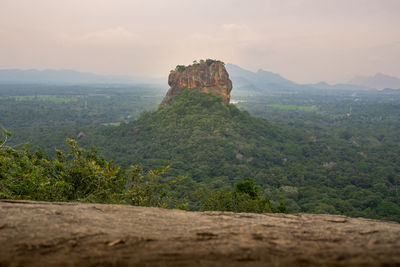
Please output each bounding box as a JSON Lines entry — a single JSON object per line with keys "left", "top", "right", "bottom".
{"left": 1, "top": 200, "right": 400, "bottom": 266}
{"left": 161, "top": 61, "right": 233, "bottom": 105}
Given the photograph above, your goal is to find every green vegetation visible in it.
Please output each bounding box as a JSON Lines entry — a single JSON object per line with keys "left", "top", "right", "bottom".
{"left": 82, "top": 89, "right": 291, "bottom": 210}
{"left": 1, "top": 128, "right": 281, "bottom": 213}
{"left": 93, "top": 90, "right": 400, "bottom": 221}
{"left": 235, "top": 90, "right": 400, "bottom": 222}
{"left": 101, "top": 122, "right": 121, "bottom": 126}
{"left": 0, "top": 130, "right": 183, "bottom": 207}
{"left": 70, "top": 89, "right": 398, "bottom": 221}
{"left": 204, "top": 59, "right": 225, "bottom": 66}
{"left": 174, "top": 65, "right": 186, "bottom": 73}
{"left": 267, "top": 104, "right": 316, "bottom": 111}
{"left": 0, "top": 84, "right": 163, "bottom": 155}
{"left": 171, "top": 59, "right": 225, "bottom": 73}
{"left": 1, "top": 83, "right": 400, "bottom": 221}
{"left": 202, "top": 177, "right": 287, "bottom": 213}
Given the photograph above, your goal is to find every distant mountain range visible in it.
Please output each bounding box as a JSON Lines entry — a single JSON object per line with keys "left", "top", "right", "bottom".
{"left": 226, "top": 64, "right": 372, "bottom": 93}
{"left": 1, "top": 66, "right": 399, "bottom": 91}
{"left": 226, "top": 64, "right": 300, "bottom": 92}
{"left": 0, "top": 69, "right": 165, "bottom": 85}
{"left": 348, "top": 73, "right": 400, "bottom": 90}
{"left": 226, "top": 64, "right": 400, "bottom": 92}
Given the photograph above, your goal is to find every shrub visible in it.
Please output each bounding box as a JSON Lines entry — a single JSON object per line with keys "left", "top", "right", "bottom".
{"left": 0, "top": 129, "right": 184, "bottom": 208}
{"left": 175, "top": 65, "right": 186, "bottom": 72}
{"left": 201, "top": 177, "right": 286, "bottom": 213}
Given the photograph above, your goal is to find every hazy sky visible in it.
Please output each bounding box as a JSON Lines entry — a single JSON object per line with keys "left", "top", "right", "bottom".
{"left": 1, "top": 0, "right": 399, "bottom": 83}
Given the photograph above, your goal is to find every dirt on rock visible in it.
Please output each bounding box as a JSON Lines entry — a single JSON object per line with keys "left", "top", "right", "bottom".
{"left": 1, "top": 200, "right": 400, "bottom": 266}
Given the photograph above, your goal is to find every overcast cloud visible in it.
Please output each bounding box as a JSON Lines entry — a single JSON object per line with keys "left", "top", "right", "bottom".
{"left": 0, "top": 0, "right": 399, "bottom": 83}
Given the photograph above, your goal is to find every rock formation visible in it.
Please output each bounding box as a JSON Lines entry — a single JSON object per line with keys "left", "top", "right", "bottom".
{"left": 160, "top": 60, "right": 233, "bottom": 105}
{"left": 1, "top": 200, "right": 400, "bottom": 266}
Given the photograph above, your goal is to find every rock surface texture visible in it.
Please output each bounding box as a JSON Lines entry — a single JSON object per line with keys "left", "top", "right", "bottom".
{"left": 1, "top": 200, "right": 400, "bottom": 266}
{"left": 161, "top": 62, "right": 233, "bottom": 105}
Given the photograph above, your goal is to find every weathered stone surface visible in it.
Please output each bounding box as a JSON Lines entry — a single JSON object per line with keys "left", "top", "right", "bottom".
{"left": 1, "top": 200, "right": 400, "bottom": 266}
{"left": 161, "top": 62, "right": 233, "bottom": 105}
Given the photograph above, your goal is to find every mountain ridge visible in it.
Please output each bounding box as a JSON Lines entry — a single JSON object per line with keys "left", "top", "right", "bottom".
{"left": 225, "top": 63, "right": 384, "bottom": 93}
{"left": 226, "top": 63, "right": 298, "bottom": 92}
{"left": 2, "top": 66, "right": 399, "bottom": 90}
{"left": 349, "top": 73, "right": 400, "bottom": 90}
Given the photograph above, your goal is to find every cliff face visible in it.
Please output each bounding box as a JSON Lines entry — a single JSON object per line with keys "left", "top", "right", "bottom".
{"left": 161, "top": 61, "right": 233, "bottom": 105}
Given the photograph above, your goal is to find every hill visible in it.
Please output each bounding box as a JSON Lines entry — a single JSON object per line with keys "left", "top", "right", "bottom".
{"left": 1, "top": 200, "right": 399, "bottom": 266}
{"left": 82, "top": 90, "right": 300, "bottom": 207}
{"left": 80, "top": 89, "right": 400, "bottom": 221}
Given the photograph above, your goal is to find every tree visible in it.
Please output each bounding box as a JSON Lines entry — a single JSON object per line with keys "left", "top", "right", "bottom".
{"left": 175, "top": 65, "right": 186, "bottom": 72}
{"left": 234, "top": 177, "right": 260, "bottom": 199}
{"left": 0, "top": 129, "right": 185, "bottom": 208}
{"left": 201, "top": 177, "right": 286, "bottom": 214}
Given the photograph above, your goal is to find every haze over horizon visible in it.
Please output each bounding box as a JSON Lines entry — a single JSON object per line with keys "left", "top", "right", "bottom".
{"left": 1, "top": 0, "right": 399, "bottom": 84}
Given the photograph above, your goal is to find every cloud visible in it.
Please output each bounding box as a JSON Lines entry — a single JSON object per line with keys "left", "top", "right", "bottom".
{"left": 221, "top": 24, "right": 249, "bottom": 31}
{"left": 189, "top": 33, "right": 216, "bottom": 42}
{"left": 1, "top": 0, "right": 399, "bottom": 82}
{"left": 60, "top": 27, "right": 142, "bottom": 47}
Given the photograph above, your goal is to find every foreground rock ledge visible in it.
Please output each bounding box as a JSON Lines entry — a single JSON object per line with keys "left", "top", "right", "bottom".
{"left": 1, "top": 200, "right": 399, "bottom": 266}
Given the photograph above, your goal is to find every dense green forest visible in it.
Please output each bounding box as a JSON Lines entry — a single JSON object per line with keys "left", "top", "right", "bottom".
{"left": 0, "top": 128, "right": 284, "bottom": 213}
{"left": 1, "top": 84, "right": 399, "bottom": 221}
{"left": 0, "top": 84, "right": 163, "bottom": 154}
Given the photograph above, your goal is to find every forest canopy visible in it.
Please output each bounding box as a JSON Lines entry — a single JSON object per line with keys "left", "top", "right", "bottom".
{"left": 1, "top": 84, "right": 399, "bottom": 222}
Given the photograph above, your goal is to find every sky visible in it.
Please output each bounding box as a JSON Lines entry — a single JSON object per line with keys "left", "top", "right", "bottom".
{"left": 0, "top": 0, "right": 399, "bottom": 84}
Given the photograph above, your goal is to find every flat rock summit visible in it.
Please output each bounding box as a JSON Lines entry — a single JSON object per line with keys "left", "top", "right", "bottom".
{"left": 161, "top": 60, "right": 233, "bottom": 105}
{"left": 1, "top": 200, "right": 400, "bottom": 266}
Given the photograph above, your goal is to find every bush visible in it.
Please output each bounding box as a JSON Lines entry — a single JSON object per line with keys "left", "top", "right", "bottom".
{"left": 0, "top": 129, "right": 184, "bottom": 208}
{"left": 201, "top": 177, "right": 286, "bottom": 213}
{"left": 175, "top": 65, "right": 186, "bottom": 72}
